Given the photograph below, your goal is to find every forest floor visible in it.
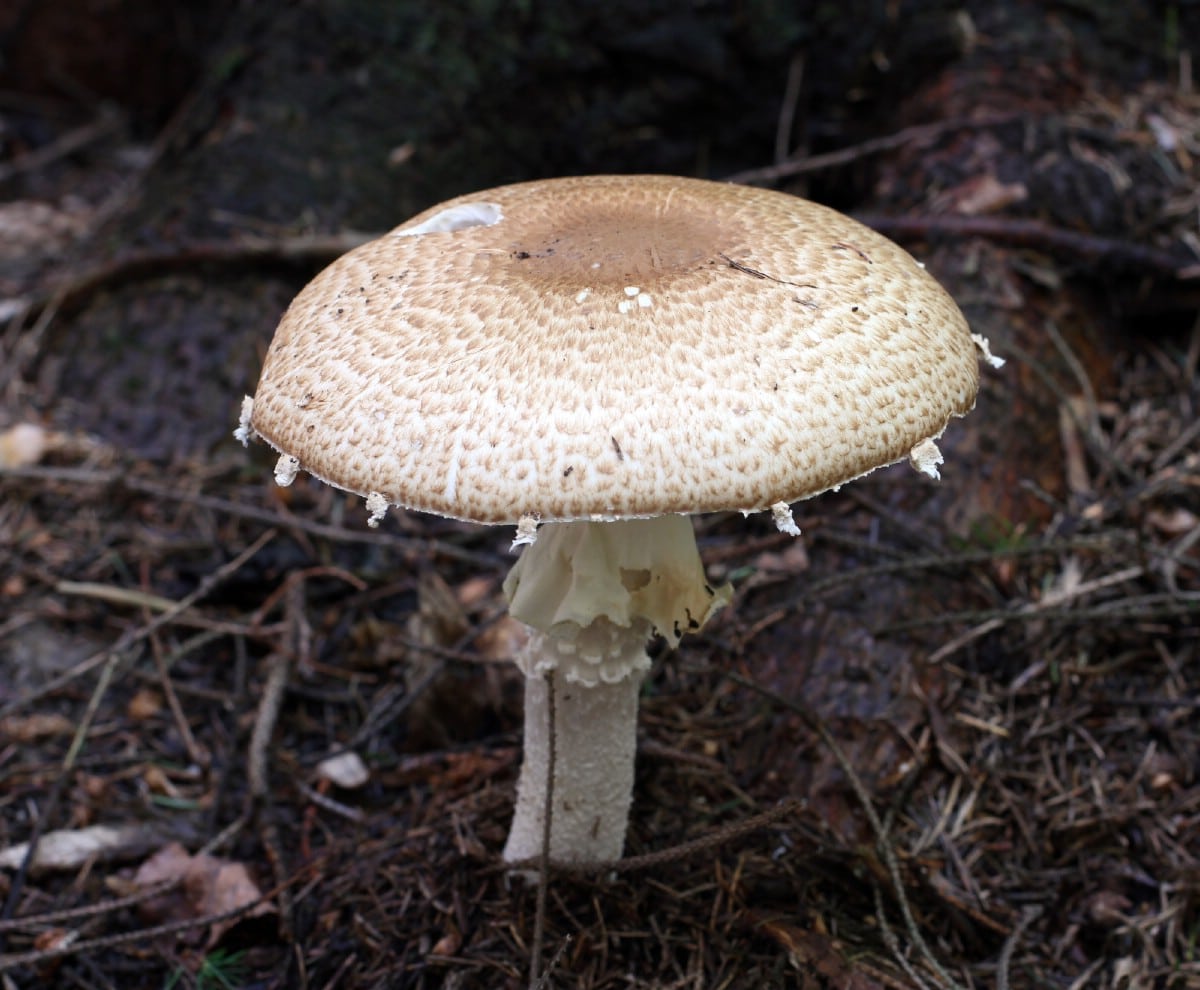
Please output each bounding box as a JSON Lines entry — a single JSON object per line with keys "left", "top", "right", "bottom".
{"left": 1, "top": 3, "right": 1198, "bottom": 988}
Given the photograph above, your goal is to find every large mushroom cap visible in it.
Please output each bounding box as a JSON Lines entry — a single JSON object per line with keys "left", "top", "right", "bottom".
{"left": 246, "top": 174, "right": 981, "bottom": 525}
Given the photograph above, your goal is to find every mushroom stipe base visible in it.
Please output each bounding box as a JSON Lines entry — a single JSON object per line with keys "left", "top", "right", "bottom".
{"left": 501, "top": 517, "right": 730, "bottom": 864}
{"left": 504, "top": 638, "right": 646, "bottom": 865}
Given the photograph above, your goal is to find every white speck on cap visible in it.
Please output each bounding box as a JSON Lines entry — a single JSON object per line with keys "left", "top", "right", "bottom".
{"left": 395, "top": 201, "right": 503, "bottom": 236}
{"left": 274, "top": 454, "right": 300, "bottom": 487}
{"left": 512, "top": 514, "right": 540, "bottom": 548}
{"left": 365, "top": 491, "right": 389, "bottom": 527}
{"left": 770, "top": 502, "right": 801, "bottom": 536}
{"left": 246, "top": 175, "right": 986, "bottom": 526}
{"left": 909, "top": 437, "right": 944, "bottom": 479}
{"left": 234, "top": 396, "right": 256, "bottom": 446}
{"left": 972, "top": 333, "right": 1006, "bottom": 368}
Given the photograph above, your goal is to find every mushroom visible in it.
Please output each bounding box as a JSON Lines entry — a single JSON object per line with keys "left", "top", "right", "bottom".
{"left": 238, "top": 175, "right": 993, "bottom": 865}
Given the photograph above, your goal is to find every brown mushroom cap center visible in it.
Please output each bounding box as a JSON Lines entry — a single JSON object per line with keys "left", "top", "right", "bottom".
{"left": 504, "top": 203, "right": 742, "bottom": 290}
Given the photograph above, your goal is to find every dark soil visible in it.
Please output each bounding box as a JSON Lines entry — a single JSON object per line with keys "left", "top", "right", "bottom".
{"left": 1, "top": 2, "right": 1197, "bottom": 988}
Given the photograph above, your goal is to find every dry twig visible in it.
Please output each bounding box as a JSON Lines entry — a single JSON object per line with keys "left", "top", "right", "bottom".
{"left": 725, "top": 114, "right": 1022, "bottom": 185}
{"left": 528, "top": 669, "right": 556, "bottom": 989}
{"left": 0, "top": 531, "right": 275, "bottom": 947}
{"left": 726, "top": 671, "right": 967, "bottom": 990}
{"left": 859, "top": 213, "right": 1197, "bottom": 280}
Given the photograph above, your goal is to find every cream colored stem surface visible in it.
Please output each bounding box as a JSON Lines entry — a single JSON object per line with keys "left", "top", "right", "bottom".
{"left": 501, "top": 517, "right": 729, "bottom": 865}
{"left": 503, "top": 629, "right": 647, "bottom": 865}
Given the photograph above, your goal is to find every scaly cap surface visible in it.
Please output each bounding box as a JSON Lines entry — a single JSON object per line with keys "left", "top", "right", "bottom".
{"left": 247, "top": 174, "right": 981, "bottom": 525}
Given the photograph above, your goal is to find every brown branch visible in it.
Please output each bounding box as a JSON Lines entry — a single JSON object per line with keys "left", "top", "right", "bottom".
{"left": 0, "top": 108, "right": 125, "bottom": 183}
{"left": 726, "top": 671, "right": 969, "bottom": 990}
{"left": 0, "top": 851, "right": 310, "bottom": 973}
{"left": 0, "top": 530, "right": 277, "bottom": 950}
{"left": 507, "top": 799, "right": 804, "bottom": 878}
{"left": 726, "top": 113, "right": 1023, "bottom": 185}
{"left": 5, "top": 233, "right": 375, "bottom": 324}
{"left": 0, "top": 463, "right": 501, "bottom": 568}
{"left": 856, "top": 213, "right": 1198, "bottom": 280}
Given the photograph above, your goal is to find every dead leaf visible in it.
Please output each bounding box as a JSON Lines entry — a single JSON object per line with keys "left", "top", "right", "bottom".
{"left": 316, "top": 750, "right": 370, "bottom": 789}
{"left": 142, "top": 765, "right": 180, "bottom": 797}
{"left": 30, "top": 927, "right": 73, "bottom": 984}
{"left": 0, "top": 712, "right": 76, "bottom": 742}
{"left": 1145, "top": 507, "right": 1198, "bottom": 536}
{"left": 186, "top": 857, "right": 273, "bottom": 943}
{"left": 431, "top": 750, "right": 512, "bottom": 791}
{"left": 0, "top": 824, "right": 161, "bottom": 872}
{"left": 0, "top": 201, "right": 92, "bottom": 261}
{"left": 753, "top": 915, "right": 887, "bottom": 989}
{"left": 935, "top": 173, "right": 1028, "bottom": 215}
{"left": 33, "top": 928, "right": 75, "bottom": 953}
{"left": 429, "top": 926, "right": 462, "bottom": 957}
{"left": 133, "top": 842, "right": 276, "bottom": 947}
{"left": 1085, "top": 889, "right": 1132, "bottom": 926}
{"left": 455, "top": 574, "right": 496, "bottom": 609}
{"left": 754, "top": 539, "right": 811, "bottom": 575}
{"left": 131, "top": 842, "right": 195, "bottom": 927}
{"left": 420, "top": 570, "right": 469, "bottom": 641}
{"left": 473, "top": 614, "right": 526, "bottom": 662}
{"left": 0, "top": 423, "right": 47, "bottom": 468}
{"left": 1058, "top": 401, "right": 1092, "bottom": 496}
{"left": 387, "top": 141, "right": 416, "bottom": 167}
{"left": 127, "top": 687, "right": 164, "bottom": 722}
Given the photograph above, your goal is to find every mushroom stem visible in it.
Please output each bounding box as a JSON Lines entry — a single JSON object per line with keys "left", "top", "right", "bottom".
{"left": 500, "top": 517, "right": 730, "bottom": 865}
{"left": 503, "top": 628, "right": 648, "bottom": 865}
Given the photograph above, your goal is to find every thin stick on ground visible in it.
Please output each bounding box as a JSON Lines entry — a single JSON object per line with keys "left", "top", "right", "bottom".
{"left": 0, "top": 285, "right": 67, "bottom": 396}
{"left": 856, "top": 213, "right": 1197, "bottom": 281}
{"left": 773, "top": 53, "right": 805, "bottom": 165}
{"left": 0, "top": 852, "right": 310, "bottom": 974}
{"left": 0, "top": 815, "right": 255, "bottom": 948}
{"left": 924, "top": 563, "right": 1147, "bottom": 663}
{"left": 581, "top": 799, "right": 802, "bottom": 876}
{"left": 0, "top": 528, "right": 278, "bottom": 722}
{"left": 3, "top": 234, "right": 373, "bottom": 329}
{"left": 504, "top": 799, "right": 804, "bottom": 878}
{"left": 725, "top": 113, "right": 1022, "bottom": 186}
{"left": 248, "top": 650, "right": 292, "bottom": 801}
{"left": 0, "top": 529, "right": 276, "bottom": 945}
{"left": 246, "top": 577, "right": 315, "bottom": 942}
{"left": 147, "top": 615, "right": 210, "bottom": 769}
{"left": 0, "top": 646, "right": 124, "bottom": 949}
{"left": 872, "top": 881, "right": 936, "bottom": 990}
{"left": 0, "top": 106, "right": 124, "bottom": 184}
{"left": 0, "top": 463, "right": 502, "bottom": 567}
{"left": 0, "top": 877, "right": 182, "bottom": 934}
{"left": 726, "top": 670, "right": 966, "bottom": 990}
{"left": 997, "top": 907, "right": 1042, "bottom": 990}
{"left": 529, "top": 669, "right": 556, "bottom": 989}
